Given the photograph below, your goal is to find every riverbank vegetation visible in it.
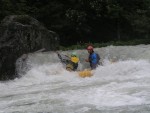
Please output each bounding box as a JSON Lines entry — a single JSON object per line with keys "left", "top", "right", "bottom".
{"left": 1, "top": 0, "right": 150, "bottom": 47}
{"left": 59, "top": 38, "right": 150, "bottom": 50}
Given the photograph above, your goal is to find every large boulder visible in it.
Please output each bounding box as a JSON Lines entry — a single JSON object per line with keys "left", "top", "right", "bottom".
{"left": 0, "top": 15, "right": 59, "bottom": 80}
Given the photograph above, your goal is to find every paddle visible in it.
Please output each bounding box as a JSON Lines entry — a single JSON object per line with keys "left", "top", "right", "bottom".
{"left": 56, "top": 52, "right": 69, "bottom": 63}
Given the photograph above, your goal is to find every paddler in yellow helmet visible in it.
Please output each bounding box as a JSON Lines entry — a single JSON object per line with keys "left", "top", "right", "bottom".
{"left": 66, "top": 52, "right": 79, "bottom": 71}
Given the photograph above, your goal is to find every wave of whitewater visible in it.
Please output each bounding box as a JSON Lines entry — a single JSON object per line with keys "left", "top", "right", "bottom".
{"left": 1, "top": 45, "right": 150, "bottom": 113}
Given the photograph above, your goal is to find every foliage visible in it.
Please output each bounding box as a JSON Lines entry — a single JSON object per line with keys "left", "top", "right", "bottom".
{"left": 1, "top": 0, "right": 150, "bottom": 47}
{"left": 59, "top": 38, "right": 150, "bottom": 50}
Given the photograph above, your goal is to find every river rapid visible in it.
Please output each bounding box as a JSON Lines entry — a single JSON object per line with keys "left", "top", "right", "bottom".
{"left": 1, "top": 45, "right": 150, "bottom": 113}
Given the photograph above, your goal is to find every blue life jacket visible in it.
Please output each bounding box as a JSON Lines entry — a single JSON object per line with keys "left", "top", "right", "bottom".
{"left": 89, "top": 52, "right": 100, "bottom": 65}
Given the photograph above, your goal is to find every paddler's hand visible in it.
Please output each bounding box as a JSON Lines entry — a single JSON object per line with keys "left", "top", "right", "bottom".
{"left": 85, "top": 59, "right": 89, "bottom": 62}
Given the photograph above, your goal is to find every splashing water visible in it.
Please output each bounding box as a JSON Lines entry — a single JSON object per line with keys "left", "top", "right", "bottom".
{"left": 1, "top": 45, "right": 150, "bottom": 113}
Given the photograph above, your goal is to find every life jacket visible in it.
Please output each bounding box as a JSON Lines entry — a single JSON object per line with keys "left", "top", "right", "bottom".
{"left": 71, "top": 56, "right": 79, "bottom": 64}
{"left": 66, "top": 57, "right": 79, "bottom": 71}
{"left": 96, "top": 53, "right": 100, "bottom": 62}
{"left": 89, "top": 52, "right": 100, "bottom": 65}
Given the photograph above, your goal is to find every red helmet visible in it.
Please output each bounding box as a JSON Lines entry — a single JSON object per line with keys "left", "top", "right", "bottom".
{"left": 87, "top": 45, "right": 93, "bottom": 50}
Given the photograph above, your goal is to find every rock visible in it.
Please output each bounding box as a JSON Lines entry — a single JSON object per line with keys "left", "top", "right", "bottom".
{"left": 0, "top": 15, "right": 59, "bottom": 80}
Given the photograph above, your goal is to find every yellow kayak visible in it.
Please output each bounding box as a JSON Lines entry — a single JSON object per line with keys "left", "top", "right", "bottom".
{"left": 65, "top": 63, "right": 93, "bottom": 78}
{"left": 78, "top": 69, "right": 93, "bottom": 78}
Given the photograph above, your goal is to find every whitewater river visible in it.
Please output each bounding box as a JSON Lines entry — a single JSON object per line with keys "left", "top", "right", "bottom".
{"left": 1, "top": 45, "right": 150, "bottom": 113}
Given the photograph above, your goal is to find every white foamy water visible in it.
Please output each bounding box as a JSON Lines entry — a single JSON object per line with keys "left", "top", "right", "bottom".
{"left": 1, "top": 45, "right": 150, "bottom": 113}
